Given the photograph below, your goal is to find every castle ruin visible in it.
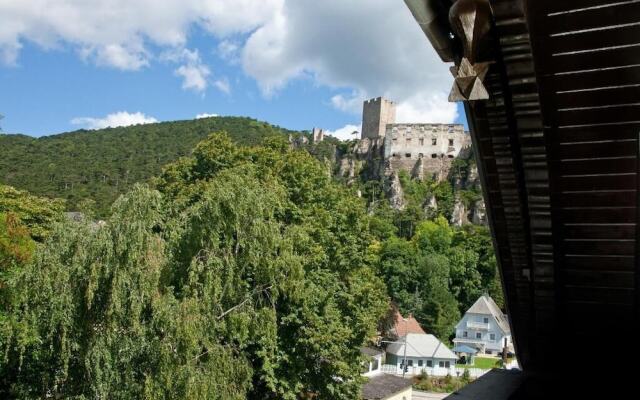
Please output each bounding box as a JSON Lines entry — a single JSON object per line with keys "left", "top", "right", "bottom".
{"left": 361, "top": 97, "right": 397, "bottom": 139}
{"left": 311, "top": 127, "right": 325, "bottom": 143}
{"left": 360, "top": 96, "right": 471, "bottom": 181}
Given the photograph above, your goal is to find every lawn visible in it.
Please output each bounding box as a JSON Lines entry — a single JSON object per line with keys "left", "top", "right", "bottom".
{"left": 456, "top": 357, "right": 501, "bottom": 369}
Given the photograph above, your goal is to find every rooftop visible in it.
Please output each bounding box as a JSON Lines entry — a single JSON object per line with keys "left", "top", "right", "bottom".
{"left": 387, "top": 333, "right": 457, "bottom": 360}
{"left": 466, "top": 295, "right": 510, "bottom": 335}
{"left": 392, "top": 311, "right": 426, "bottom": 337}
{"left": 362, "top": 374, "right": 412, "bottom": 400}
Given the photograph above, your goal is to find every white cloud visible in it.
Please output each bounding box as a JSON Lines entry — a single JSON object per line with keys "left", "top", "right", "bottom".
{"left": 195, "top": 113, "right": 219, "bottom": 119}
{"left": 217, "top": 40, "right": 240, "bottom": 63}
{"left": 325, "top": 124, "right": 361, "bottom": 141}
{"left": 172, "top": 48, "right": 210, "bottom": 93}
{"left": 0, "top": 0, "right": 283, "bottom": 69}
{"left": 71, "top": 111, "right": 157, "bottom": 129}
{"left": 1, "top": 0, "right": 457, "bottom": 122}
{"left": 241, "top": 0, "right": 457, "bottom": 123}
{"left": 213, "top": 78, "right": 231, "bottom": 94}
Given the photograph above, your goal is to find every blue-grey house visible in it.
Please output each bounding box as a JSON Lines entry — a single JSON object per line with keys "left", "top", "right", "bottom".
{"left": 385, "top": 333, "right": 457, "bottom": 376}
{"left": 453, "top": 295, "right": 513, "bottom": 355}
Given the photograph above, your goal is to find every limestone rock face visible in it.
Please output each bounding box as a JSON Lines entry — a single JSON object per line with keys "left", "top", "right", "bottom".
{"left": 386, "top": 172, "right": 405, "bottom": 210}
{"left": 412, "top": 157, "right": 425, "bottom": 180}
{"left": 424, "top": 195, "right": 438, "bottom": 218}
{"left": 468, "top": 164, "right": 481, "bottom": 190}
{"left": 451, "top": 198, "right": 468, "bottom": 226}
{"left": 472, "top": 199, "right": 487, "bottom": 225}
{"left": 338, "top": 157, "right": 357, "bottom": 179}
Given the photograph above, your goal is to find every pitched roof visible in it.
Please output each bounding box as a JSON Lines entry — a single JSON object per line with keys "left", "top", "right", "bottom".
{"left": 361, "top": 347, "right": 384, "bottom": 357}
{"left": 386, "top": 333, "right": 457, "bottom": 360}
{"left": 466, "top": 295, "right": 511, "bottom": 335}
{"left": 392, "top": 311, "right": 426, "bottom": 337}
{"left": 362, "top": 374, "right": 412, "bottom": 400}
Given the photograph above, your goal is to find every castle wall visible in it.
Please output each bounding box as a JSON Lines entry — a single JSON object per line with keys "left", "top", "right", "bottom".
{"left": 361, "top": 97, "right": 396, "bottom": 139}
{"left": 383, "top": 123, "right": 472, "bottom": 180}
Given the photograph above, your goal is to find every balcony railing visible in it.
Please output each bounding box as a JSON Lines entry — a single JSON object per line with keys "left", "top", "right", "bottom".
{"left": 466, "top": 321, "right": 490, "bottom": 330}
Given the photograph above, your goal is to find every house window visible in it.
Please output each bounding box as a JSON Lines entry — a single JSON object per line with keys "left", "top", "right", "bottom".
{"left": 445, "top": 361, "right": 450, "bottom": 368}
{"left": 463, "top": 331, "right": 468, "bottom": 338}
{"left": 490, "top": 334, "right": 496, "bottom": 341}
{"left": 418, "top": 360, "right": 423, "bottom": 367}
{"left": 432, "top": 138, "right": 437, "bottom": 145}
{"left": 449, "top": 138, "right": 454, "bottom": 145}
{"left": 407, "top": 360, "right": 413, "bottom": 367}
{"left": 405, "top": 153, "right": 411, "bottom": 158}
{"left": 483, "top": 317, "right": 489, "bottom": 324}
{"left": 427, "top": 360, "right": 433, "bottom": 367}
{"left": 439, "top": 361, "right": 450, "bottom": 368}
{"left": 431, "top": 154, "right": 437, "bottom": 158}
{"left": 476, "top": 332, "right": 482, "bottom": 339}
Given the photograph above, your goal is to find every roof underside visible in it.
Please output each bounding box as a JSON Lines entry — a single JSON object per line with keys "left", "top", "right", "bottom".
{"left": 456, "top": 0, "right": 640, "bottom": 376}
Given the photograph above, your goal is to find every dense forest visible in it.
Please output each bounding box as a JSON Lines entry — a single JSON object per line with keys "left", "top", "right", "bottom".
{"left": 0, "top": 117, "right": 301, "bottom": 216}
{"left": 0, "top": 123, "right": 501, "bottom": 398}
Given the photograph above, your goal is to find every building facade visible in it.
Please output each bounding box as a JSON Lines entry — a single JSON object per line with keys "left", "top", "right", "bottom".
{"left": 385, "top": 333, "right": 457, "bottom": 376}
{"left": 360, "top": 97, "right": 471, "bottom": 180}
{"left": 362, "top": 97, "right": 397, "bottom": 139}
{"left": 453, "top": 295, "right": 513, "bottom": 355}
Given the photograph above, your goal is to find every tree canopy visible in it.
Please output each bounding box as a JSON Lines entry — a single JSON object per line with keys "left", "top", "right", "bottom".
{"left": 0, "top": 117, "right": 304, "bottom": 216}
{"left": 1, "top": 134, "right": 388, "bottom": 399}
{"left": 0, "top": 129, "right": 503, "bottom": 398}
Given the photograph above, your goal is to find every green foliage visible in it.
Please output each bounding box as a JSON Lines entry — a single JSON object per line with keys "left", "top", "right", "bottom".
{"left": 0, "top": 184, "right": 65, "bottom": 241}
{"left": 461, "top": 368, "right": 471, "bottom": 383}
{"left": 413, "top": 374, "right": 470, "bottom": 393}
{"left": 0, "top": 117, "right": 299, "bottom": 216}
{"left": 377, "top": 215, "right": 500, "bottom": 340}
{"left": 1, "top": 135, "right": 389, "bottom": 399}
{"left": 0, "top": 122, "right": 504, "bottom": 397}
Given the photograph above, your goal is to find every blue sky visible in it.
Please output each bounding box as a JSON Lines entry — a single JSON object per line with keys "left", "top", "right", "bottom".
{"left": 0, "top": 0, "right": 467, "bottom": 139}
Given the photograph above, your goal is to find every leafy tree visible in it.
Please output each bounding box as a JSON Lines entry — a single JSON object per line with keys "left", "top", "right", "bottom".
{"left": 0, "top": 117, "right": 304, "bottom": 216}
{"left": 0, "top": 184, "right": 65, "bottom": 241}
{"left": 1, "top": 134, "right": 388, "bottom": 399}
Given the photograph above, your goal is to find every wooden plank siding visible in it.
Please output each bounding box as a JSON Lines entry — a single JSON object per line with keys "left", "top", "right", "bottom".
{"left": 464, "top": 0, "right": 640, "bottom": 377}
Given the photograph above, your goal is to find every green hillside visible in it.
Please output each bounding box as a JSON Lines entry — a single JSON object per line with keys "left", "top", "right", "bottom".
{"left": 0, "top": 117, "right": 303, "bottom": 215}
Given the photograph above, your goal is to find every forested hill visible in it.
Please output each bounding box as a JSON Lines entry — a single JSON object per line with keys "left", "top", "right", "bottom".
{"left": 0, "top": 117, "right": 302, "bottom": 215}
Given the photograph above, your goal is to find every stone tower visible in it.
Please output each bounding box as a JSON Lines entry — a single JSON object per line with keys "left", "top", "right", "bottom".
{"left": 312, "top": 127, "right": 324, "bottom": 143}
{"left": 361, "top": 97, "right": 396, "bottom": 140}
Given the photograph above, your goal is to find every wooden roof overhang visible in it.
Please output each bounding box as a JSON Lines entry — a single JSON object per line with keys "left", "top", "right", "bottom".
{"left": 410, "top": 0, "right": 640, "bottom": 383}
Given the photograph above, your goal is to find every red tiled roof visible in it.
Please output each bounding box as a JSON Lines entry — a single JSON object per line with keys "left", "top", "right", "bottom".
{"left": 393, "top": 311, "right": 426, "bottom": 336}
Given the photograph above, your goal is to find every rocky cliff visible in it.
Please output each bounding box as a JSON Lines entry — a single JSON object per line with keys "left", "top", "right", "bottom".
{"left": 298, "top": 135, "right": 487, "bottom": 226}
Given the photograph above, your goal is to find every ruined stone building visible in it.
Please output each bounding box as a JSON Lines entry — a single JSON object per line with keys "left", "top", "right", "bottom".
{"left": 311, "top": 127, "right": 325, "bottom": 143}
{"left": 359, "top": 97, "right": 472, "bottom": 181}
